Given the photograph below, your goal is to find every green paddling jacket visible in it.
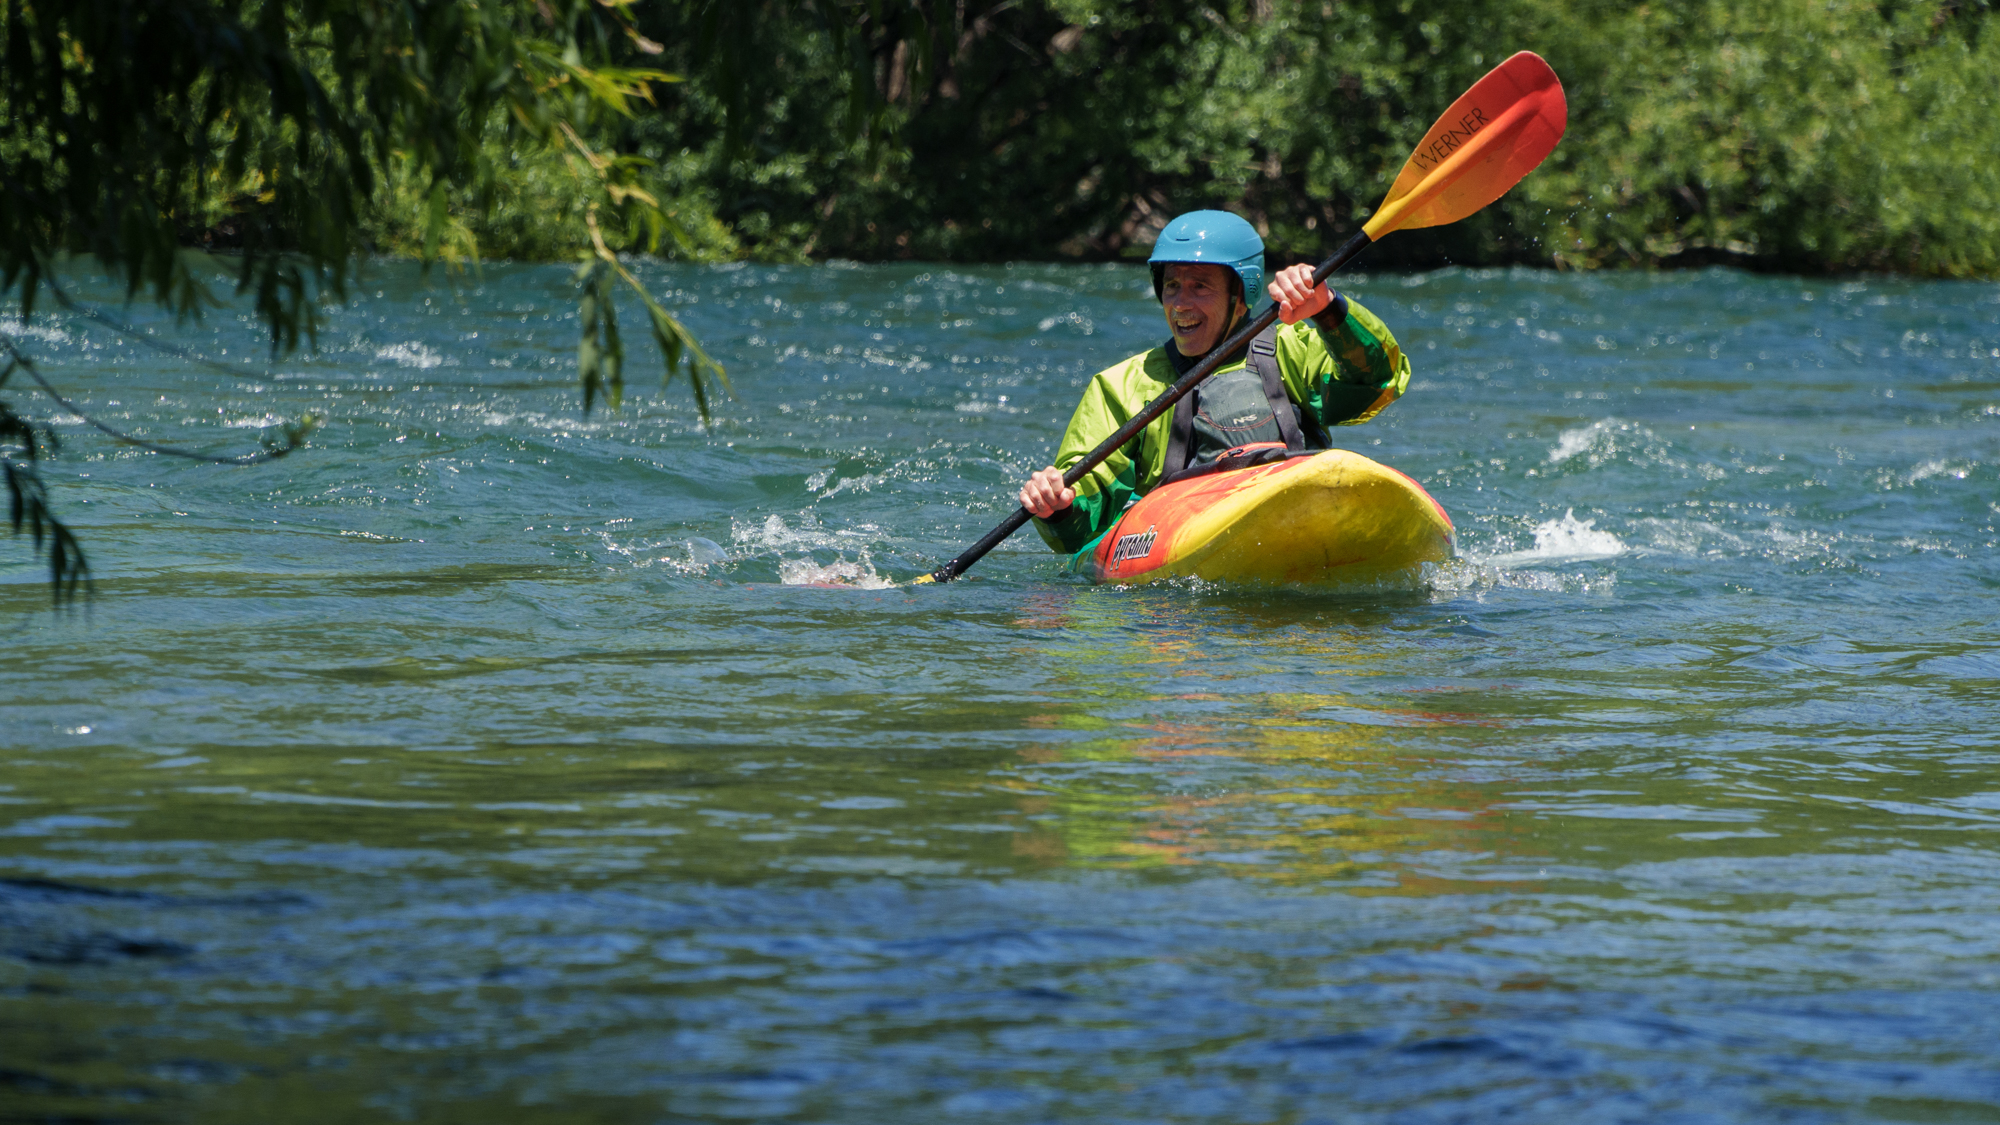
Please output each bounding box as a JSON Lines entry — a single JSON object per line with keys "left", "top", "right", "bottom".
{"left": 1031, "top": 296, "right": 1411, "bottom": 554}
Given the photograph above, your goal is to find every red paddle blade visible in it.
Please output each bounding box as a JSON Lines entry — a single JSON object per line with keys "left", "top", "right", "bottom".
{"left": 1363, "top": 51, "right": 1568, "bottom": 238}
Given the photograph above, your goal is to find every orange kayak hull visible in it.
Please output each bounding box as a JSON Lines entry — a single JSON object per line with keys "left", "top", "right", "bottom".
{"left": 1072, "top": 450, "right": 1455, "bottom": 585}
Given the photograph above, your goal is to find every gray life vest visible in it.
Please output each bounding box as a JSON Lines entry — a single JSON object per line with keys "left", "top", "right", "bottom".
{"left": 1163, "top": 324, "right": 1328, "bottom": 475}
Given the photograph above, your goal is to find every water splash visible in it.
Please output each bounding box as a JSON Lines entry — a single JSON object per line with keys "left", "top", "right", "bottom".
{"left": 1426, "top": 557, "right": 1619, "bottom": 598}
{"left": 1895, "top": 458, "right": 1975, "bottom": 487}
{"left": 1480, "top": 510, "right": 1626, "bottom": 566}
{"left": 737, "top": 513, "right": 856, "bottom": 552}
{"left": 1544, "top": 418, "right": 1718, "bottom": 479}
{"left": 820, "top": 472, "right": 892, "bottom": 499}
{"left": 1546, "top": 419, "right": 1626, "bottom": 465}
{"left": 375, "top": 342, "right": 446, "bottom": 369}
{"left": 740, "top": 514, "right": 897, "bottom": 587}
{"left": 686, "top": 537, "right": 729, "bottom": 567}
{"left": 778, "top": 556, "right": 895, "bottom": 589}
{"left": 590, "top": 530, "right": 732, "bottom": 575}
{"left": 0, "top": 317, "right": 72, "bottom": 346}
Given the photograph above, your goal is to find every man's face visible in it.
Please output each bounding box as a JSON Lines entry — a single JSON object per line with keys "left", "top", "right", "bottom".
{"left": 1160, "top": 263, "right": 1241, "bottom": 356}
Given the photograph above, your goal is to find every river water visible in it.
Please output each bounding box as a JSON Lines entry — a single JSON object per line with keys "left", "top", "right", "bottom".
{"left": 4, "top": 258, "right": 1998, "bottom": 1122}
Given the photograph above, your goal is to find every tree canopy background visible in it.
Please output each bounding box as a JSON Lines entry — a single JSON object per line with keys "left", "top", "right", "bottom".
{"left": 632, "top": 0, "right": 1997, "bottom": 277}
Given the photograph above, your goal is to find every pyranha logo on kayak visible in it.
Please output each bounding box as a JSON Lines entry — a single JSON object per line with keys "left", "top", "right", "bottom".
{"left": 1410, "top": 106, "right": 1491, "bottom": 172}
{"left": 1111, "top": 525, "right": 1157, "bottom": 566}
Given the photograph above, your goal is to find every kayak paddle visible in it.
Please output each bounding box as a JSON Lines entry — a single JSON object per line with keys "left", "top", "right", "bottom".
{"left": 918, "top": 50, "right": 1567, "bottom": 585}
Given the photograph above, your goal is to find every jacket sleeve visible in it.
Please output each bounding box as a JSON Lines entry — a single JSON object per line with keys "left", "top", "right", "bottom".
{"left": 1031, "top": 360, "right": 1148, "bottom": 554}
{"left": 1277, "top": 294, "right": 1412, "bottom": 428}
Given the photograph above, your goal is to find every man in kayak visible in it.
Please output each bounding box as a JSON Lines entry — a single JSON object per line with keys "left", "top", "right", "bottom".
{"left": 1017, "top": 210, "right": 1411, "bottom": 555}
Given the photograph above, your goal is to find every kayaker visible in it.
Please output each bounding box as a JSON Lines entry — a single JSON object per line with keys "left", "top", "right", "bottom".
{"left": 1018, "top": 210, "right": 1412, "bottom": 554}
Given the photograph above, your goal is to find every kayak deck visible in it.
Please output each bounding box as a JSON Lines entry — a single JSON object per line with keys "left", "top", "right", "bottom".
{"left": 1070, "top": 449, "right": 1454, "bottom": 585}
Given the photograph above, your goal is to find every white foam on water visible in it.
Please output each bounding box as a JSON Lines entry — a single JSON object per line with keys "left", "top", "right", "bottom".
{"left": 0, "top": 317, "right": 72, "bottom": 346}
{"left": 1426, "top": 558, "right": 1618, "bottom": 598}
{"left": 1547, "top": 419, "right": 1617, "bottom": 465}
{"left": 742, "top": 513, "right": 814, "bottom": 550}
{"left": 820, "top": 472, "right": 891, "bottom": 498}
{"left": 736, "top": 514, "right": 895, "bottom": 588}
{"left": 1626, "top": 517, "right": 1751, "bottom": 558}
{"left": 1478, "top": 510, "right": 1626, "bottom": 566}
{"left": 735, "top": 513, "right": 880, "bottom": 552}
{"left": 468, "top": 409, "right": 612, "bottom": 434}
{"left": 778, "top": 556, "right": 895, "bottom": 589}
{"left": 375, "top": 342, "right": 446, "bottom": 369}
{"left": 1544, "top": 418, "right": 1714, "bottom": 477}
{"left": 1899, "top": 458, "right": 1974, "bottom": 486}
{"left": 590, "top": 529, "right": 735, "bottom": 575}
{"left": 808, "top": 455, "right": 943, "bottom": 497}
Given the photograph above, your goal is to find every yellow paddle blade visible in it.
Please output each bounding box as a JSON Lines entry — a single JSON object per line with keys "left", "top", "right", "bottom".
{"left": 1363, "top": 51, "right": 1567, "bottom": 240}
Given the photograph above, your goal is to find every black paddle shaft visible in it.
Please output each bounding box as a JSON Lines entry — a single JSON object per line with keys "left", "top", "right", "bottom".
{"left": 926, "top": 229, "right": 1372, "bottom": 584}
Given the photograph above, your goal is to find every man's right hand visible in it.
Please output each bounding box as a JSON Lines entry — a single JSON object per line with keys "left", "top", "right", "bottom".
{"left": 1019, "top": 466, "right": 1075, "bottom": 518}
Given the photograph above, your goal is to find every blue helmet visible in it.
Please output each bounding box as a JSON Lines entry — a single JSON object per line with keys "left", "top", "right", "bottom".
{"left": 1148, "top": 210, "right": 1264, "bottom": 306}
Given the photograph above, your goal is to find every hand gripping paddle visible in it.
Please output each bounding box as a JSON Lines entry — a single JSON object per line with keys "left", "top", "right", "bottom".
{"left": 919, "top": 51, "right": 1567, "bottom": 585}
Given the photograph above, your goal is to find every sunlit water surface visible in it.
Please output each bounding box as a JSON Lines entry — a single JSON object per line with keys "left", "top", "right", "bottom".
{"left": 4, "top": 259, "right": 1999, "bottom": 1122}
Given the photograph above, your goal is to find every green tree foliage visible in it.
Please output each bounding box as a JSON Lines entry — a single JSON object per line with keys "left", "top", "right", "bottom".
{"left": 591, "top": 0, "right": 1997, "bottom": 276}
{"left": 1535, "top": 0, "right": 2000, "bottom": 276}
{"left": 0, "top": 0, "right": 728, "bottom": 598}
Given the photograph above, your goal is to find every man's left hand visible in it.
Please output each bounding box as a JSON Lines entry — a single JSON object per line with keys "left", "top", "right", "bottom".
{"left": 1268, "top": 263, "right": 1335, "bottom": 324}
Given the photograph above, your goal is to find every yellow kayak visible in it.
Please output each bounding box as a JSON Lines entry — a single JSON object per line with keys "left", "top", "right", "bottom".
{"left": 1070, "top": 448, "right": 1455, "bottom": 585}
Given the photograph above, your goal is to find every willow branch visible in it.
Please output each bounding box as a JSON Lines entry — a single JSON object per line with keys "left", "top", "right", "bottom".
{"left": 0, "top": 333, "right": 315, "bottom": 465}
{"left": 42, "top": 276, "right": 278, "bottom": 382}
